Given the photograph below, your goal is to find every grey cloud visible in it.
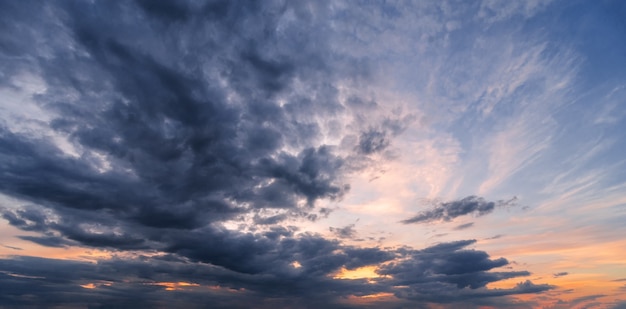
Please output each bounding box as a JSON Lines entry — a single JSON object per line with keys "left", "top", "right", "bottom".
{"left": 379, "top": 240, "right": 552, "bottom": 303}
{"left": 357, "top": 129, "right": 390, "bottom": 154}
{"left": 486, "top": 234, "right": 504, "bottom": 240}
{"left": 16, "top": 236, "right": 69, "bottom": 248}
{"left": 1, "top": 205, "right": 50, "bottom": 233}
{"left": 0, "top": 254, "right": 378, "bottom": 309}
{"left": 380, "top": 240, "right": 512, "bottom": 289}
{"left": 329, "top": 224, "right": 357, "bottom": 239}
{"left": 253, "top": 213, "right": 289, "bottom": 225}
{"left": 0, "top": 244, "right": 22, "bottom": 251}
{"left": 1, "top": 0, "right": 354, "bottom": 242}
{"left": 454, "top": 222, "right": 474, "bottom": 230}
{"left": 393, "top": 280, "right": 553, "bottom": 304}
{"left": 565, "top": 294, "right": 608, "bottom": 308}
{"left": 430, "top": 233, "right": 449, "bottom": 238}
{"left": 0, "top": 239, "right": 548, "bottom": 308}
{"left": 403, "top": 196, "right": 518, "bottom": 224}
{"left": 354, "top": 115, "right": 415, "bottom": 155}
{"left": 0, "top": 1, "right": 551, "bottom": 307}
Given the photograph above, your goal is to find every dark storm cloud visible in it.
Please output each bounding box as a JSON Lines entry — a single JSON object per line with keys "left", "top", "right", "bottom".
{"left": 402, "top": 196, "right": 518, "bottom": 224}
{"left": 16, "top": 236, "right": 69, "bottom": 248}
{"left": 393, "top": 280, "right": 553, "bottom": 303}
{"left": 368, "top": 240, "right": 552, "bottom": 304}
{"left": 0, "top": 1, "right": 550, "bottom": 307}
{"left": 0, "top": 239, "right": 547, "bottom": 308}
{"left": 0, "top": 0, "right": 353, "bottom": 244}
{"left": 0, "top": 254, "right": 386, "bottom": 309}
{"left": 382, "top": 242, "right": 553, "bottom": 302}
{"left": 380, "top": 240, "right": 515, "bottom": 289}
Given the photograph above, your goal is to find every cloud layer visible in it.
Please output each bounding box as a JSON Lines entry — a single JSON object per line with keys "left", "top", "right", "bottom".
{"left": 0, "top": 0, "right": 577, "bottom": 307}
{"left": 0, "top": 239, "right": 551, "bottom": 308}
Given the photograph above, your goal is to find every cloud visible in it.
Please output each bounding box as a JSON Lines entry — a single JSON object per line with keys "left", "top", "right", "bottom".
{"left": 0, "top": 239, "right": 548, "bottom": 308}
{"left": 0, "top": 1, "right": 557, "bottom": 308}
{"left": 402, "top": 196, "right": 517, "bottom": 224}
{"left": 330, "top": 224, "right": 357, "bottom": 239}
{"left": 378, "top": 240, "right": 553, "bottom": 302}
{"left": 553, "top": 272, "right": 569, "bottom": 278}
{"left": 454, "top": 222, "right": 474, "bottom": 230}
{"left": 357, "top": 129, "right": 391, "bottom": 155}
{"left": 571, "top": 294, "right": 607, "bottom": 304}
{"left": 0, "top": 0, "right": 362, "bottom": 243}
{"left": 15, "top": 236, "right": 68, "bottom": 248}
{"left": 0, "top": 244, "right": 21, "bottom": 251}
{"left": 477, "top": 0, "right": 554, "bottom": 24}
{"left": 613, "top": 301, "right": 626, "bottom": 309}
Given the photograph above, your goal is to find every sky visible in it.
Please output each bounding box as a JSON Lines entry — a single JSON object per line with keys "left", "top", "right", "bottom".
{"left": 1, "top": 0, "right": 626, "bottom": 308}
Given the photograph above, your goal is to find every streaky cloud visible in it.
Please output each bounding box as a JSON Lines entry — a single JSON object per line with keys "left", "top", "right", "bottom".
{"left": 454, "top": 222, "right": 474, "bottom": 230}
{"left": 402, "top": 196, "right": 518, "bottom": 224}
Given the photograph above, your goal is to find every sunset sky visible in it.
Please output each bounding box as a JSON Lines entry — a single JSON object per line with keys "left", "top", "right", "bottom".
{"left": 1, "top": 0, "right": 626, "bottom": 308}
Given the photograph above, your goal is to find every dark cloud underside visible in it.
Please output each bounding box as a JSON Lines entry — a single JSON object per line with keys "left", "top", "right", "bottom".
{"left": 0, "top": 239, "right": 551, "bottom": 308}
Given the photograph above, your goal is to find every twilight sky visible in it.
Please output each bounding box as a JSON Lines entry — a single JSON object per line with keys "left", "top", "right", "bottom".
{"left": 1, "top": 1, "right": 626, "bottom": 308}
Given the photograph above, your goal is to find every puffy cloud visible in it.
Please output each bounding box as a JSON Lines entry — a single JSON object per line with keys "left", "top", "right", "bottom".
{"left": 0, "top": 0, "right": 359, "bottom": 247}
